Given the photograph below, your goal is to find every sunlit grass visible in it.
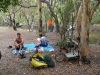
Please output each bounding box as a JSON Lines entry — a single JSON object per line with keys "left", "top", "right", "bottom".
{"left": 89, "top": 33, "right": 100, "bottom": 44}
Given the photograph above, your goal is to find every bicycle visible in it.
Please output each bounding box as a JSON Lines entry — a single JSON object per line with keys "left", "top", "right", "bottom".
{"left": 55, "top": 40, "right": 80, "bottom": 62}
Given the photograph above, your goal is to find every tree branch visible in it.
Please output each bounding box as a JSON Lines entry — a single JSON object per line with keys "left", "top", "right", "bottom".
{"left": 90, "top": 1, "right": 100, "bottom": 20}
{"left": 20, "top": 4, "right": 37, "bottom": 8}
{"left": 6, "top": 6, "right": 22, "bottom": 16}
{"left": 42, "top": 0, "right": 57, "bottom": 18}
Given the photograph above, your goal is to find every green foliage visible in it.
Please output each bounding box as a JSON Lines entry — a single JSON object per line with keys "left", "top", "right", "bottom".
{"left": 89, "top": 37, "right": 98, "bottom": 44}
{"left": 90, "top": 0, "right": 100, "bottom": 24}
{"left": 56, "top": 38, "right": 74, "bottom": 49}
{"left": 89, "top": 33, "right": 100, "bottom": 44}
{"left": 0, "top": 0, "right": 100, "bottom": 32}
{"left": 58, "top": 0, "right": 74, "bottom": 25}
{"left": 57, "top": 0, "right": 75, "bottom": 40}
{"left": 0, "top": 0, "right": 19, "bottom": 12}
{"left": 91, "top": 7, "right": 100, "bottom": 24}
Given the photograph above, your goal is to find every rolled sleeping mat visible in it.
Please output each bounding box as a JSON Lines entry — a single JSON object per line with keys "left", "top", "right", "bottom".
{"left": 44, "top": 55, "right": 55, "bottom": 68}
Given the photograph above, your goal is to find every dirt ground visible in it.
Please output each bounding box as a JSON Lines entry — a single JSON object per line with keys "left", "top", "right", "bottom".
{"left": 0, "top": 27, "right": 100, "bottom": 75}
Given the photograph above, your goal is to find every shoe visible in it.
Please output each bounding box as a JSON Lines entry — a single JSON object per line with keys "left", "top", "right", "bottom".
{"left": 19, "top": 54, "right": 22, "bottom": 59}
{"left": 19, "top": 54, "right": 26, "bottom": 59}
{"left": 22, "top": 54, "right": 26, "bottom": 58}
{"left": 19, "top": 50, "right": 21, "bottom": 54}
{"left": 7, "top": 45, "right": 12, "bottom": 49}
{"left": 14, "top": 50, "right": 17, "bottom": 54}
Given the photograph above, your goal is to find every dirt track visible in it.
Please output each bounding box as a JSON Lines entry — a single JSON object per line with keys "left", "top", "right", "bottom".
{"left": 0, "top": 27, "right": 100, "bottom": 75}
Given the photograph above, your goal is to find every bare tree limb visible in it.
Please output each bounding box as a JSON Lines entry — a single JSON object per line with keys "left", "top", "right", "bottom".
{"left": 6, "top": 6, "right": 22, "bottom": 16}
{"left": 42, "top": 0, "right": 56, "bottom": 18}
{"left": 90, "top": 1, "right": 100, "bottom": 20}
{"left": 20, "top": 4, "right": 37, "bottom": 8}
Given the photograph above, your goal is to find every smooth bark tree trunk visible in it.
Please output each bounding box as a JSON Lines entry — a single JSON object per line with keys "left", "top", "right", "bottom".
{"left": 75, "top": 3, "right": 82, "bottom": 37}
{"left": 29, "top": 15, "right": 34, "bottom": 32}
{"left": 38, "top": 0, "right": 42, "bottom": 32}
{"left": 74, "top": 0, "right": 100, "bottom": 57}
{"left": 81, "top": 0, "right": 90, "bottom": 57}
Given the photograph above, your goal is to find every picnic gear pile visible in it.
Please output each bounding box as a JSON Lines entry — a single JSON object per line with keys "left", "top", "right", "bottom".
{"left": 29, "top": 53, "right": 55, "bottom": 68}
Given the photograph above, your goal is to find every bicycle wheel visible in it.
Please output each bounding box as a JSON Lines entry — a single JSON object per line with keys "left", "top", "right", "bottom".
{"left": 55, "top": 52, "right": 65, "bottom": 62}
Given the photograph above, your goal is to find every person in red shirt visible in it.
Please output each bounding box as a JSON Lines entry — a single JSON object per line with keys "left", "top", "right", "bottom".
{"left": 47, "top": 19, "right": 53, "bottom": 32}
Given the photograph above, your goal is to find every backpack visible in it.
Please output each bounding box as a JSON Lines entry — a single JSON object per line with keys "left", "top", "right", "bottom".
{"left": 41, "top": 40, "right": 48, "bottom": 47}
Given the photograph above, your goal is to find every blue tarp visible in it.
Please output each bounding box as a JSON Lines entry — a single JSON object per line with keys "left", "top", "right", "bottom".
{"left": 12, "top": 43, "right": 54, "bottom": 54}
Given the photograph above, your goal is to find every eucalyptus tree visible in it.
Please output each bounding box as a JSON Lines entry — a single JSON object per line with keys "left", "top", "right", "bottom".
{"left": 81, "top": 0, "right": 100, "bottom": 57}
{"left": 74, "top": 0, "right": 100, "bottom": 57}
{"left": 38, "top": 0, "right": 42, "bottom": 32}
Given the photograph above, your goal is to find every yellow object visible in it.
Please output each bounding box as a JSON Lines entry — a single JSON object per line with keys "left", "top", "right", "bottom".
{"left": 28, "top": 49, "right": 31, "bottom": 52}
{"left": 30, "top": 53, "right": 48, "bottom": 68}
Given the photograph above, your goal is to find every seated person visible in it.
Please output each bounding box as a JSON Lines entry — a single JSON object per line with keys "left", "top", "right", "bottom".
{"left": 72, "top": 39, "right": 78, "bottom": 45}
{"left": 13, "top": 33, "right": 24, "bottom": 54}
{"left": 37, "top": 34, "right": 45, "bottom": 41}
{"left": 37, "top": 34, "right": 48, "bottom": 47}
{"left": 71, "top": 38, "right": 79, "bottom": 49}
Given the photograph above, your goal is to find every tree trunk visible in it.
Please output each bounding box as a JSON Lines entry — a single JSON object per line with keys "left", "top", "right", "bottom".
{"left": 81, "top": 0, "right": 90, "bottom": 57}
{"left": 55, "top": 16, "right": 59, "bottom": 32}
{"left": 73, "top": 0, "right": 77, "bottom": 19}
{"left": 25, "top": 14, "right": 30, "bottom": 31}
{"left": 9, "top": 13, "right": 13, "bottom": 26}
{"left": 38, "top": 0, "right": 42, "bottom": 32}
{"left": 75, "top": 3, "right": 82, "bottom": 37}
{"left": 75, "top": 0, "right": 100, "bottom": 57}
{"left": 29, "top": 15, "right": 34, "bottom": 32}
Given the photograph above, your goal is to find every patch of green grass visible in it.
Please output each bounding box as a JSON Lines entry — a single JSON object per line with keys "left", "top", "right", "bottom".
{"left": 1, "top": 25, "right": 13, "bottom": 30}
{"left": 89, "top": 33, "right": 100, "bottom": 44}
{"left": 2, "top": 25, "right": 26, "bottom": 30}
{"left": 89, "top": 37, "right": 98, "bottom": 44}
{"left": 7, "top": 26, "right": 13, "bottom": 29}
